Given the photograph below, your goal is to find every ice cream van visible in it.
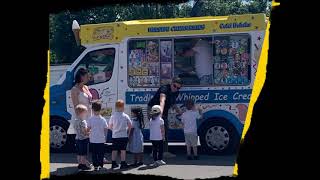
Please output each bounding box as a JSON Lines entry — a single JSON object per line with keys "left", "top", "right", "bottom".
{"left": 50, "top": 13, "right": 267, "bottom": 154}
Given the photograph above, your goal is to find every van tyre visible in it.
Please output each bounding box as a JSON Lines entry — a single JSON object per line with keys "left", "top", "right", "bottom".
{"left": 50, "top": 117, "right": 75, "bottom": 153}
{"left": 199, "top": 118, "right": 240, "bottom": 155}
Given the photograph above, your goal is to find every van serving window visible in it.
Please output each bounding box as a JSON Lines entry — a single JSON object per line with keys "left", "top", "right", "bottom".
{"left": 128, "top": 34, "right": 251, "bottom": 87}
{"left": 174, "top": 36, "right": 213, "bottom": 86}
{"left": 213, "top": 34, "right": 251, "bottom": 85}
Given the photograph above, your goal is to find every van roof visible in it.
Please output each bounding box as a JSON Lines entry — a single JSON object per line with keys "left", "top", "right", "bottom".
{"left": 79, "top": 13, "right": 267, "bottom": 46}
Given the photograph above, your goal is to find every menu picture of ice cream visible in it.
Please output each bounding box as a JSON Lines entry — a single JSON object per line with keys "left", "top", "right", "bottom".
{"left": 148, "top": 63, "right": 160, "bottom": 76}
{"left": 213, "top": 35, "right": 251, "bottom": 85}
{"left": 129, "top": 49, "right": 144, "bottom": 66}
{"left": 146, "top": 40, "right": 159, "bottom": 62}
{"left": 160, "top": 40, "right": 172, "bottom": 62}
{"left": 128, "top": 40, "right": 161, "bottom": 87}
{"left": 161, "top": 63, "right": 172, "bottom": 79}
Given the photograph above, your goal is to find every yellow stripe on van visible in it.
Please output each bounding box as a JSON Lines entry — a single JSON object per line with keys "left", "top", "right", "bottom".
{"left": 80, "top": 13, "right": 267, "bottom": 46}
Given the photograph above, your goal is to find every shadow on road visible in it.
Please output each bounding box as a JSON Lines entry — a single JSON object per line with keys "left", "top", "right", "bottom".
{"left": 51, "top": 145, "right": 236, "bottom": 167}
{"left": 51, "top": 166, "right": 79, "bottom": 176}
{"left": 51, "top": 164, "right": 142, "bottom": 176}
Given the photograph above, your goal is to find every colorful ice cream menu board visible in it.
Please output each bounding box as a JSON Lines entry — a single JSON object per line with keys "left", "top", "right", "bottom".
{"left": 128, "top": 40, "right": 160, "bottom": 87}
{"left": 213, "top": 35, "right": 250, "bottom": 85}
{"left": 160, "top": 40, "right": 173, "bottom": 85}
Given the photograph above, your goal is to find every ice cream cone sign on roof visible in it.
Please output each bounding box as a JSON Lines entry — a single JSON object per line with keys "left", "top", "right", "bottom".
{"left": 72, "top": 20, "right": 81, "bottom": 46}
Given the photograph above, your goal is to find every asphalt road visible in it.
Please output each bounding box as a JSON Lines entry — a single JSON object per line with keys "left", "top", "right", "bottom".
{"left": 50, "top": 145, "right": 237, "bottom": 179}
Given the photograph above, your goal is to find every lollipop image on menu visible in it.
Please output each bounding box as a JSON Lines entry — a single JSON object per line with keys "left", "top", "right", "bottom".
{"left": 235, "top": 53, "right": 241, "bottom": 61}
{"left": 229, "top": 48, "right": 236, "bottom": 56}
{"left": 221, "top": 47, "right": 228, "bottom": 55}
{"left": 214, "top": 56, "right": 221, "bottom": 62}
{"left": 227, "top": 55, "right": 234, "bottom": 62}
{"left": 241, "top": 52, "right": 249, "bottom": 62}
{"left": 214, "top": 40, "right": 221, "bottom": 46}
{"left": 230, "top": 40, "right": 239, "bottom": 49}
{"left": 222, "top": 39, "right": 228, "bottom": 47}
{"left": 239, "top": 46, "right": 246, "bottom": 54}
{"left": 240, "top": 38, "right": 248, "bottom": 46}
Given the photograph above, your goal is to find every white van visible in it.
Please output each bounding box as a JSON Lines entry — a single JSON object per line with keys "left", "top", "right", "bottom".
{"left": 50, "top": 13, "right": 267, "bottom": 154}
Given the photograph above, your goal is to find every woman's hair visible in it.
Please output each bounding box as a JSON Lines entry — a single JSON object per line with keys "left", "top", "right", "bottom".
{"left": 75, "top": 68, "right": 88, "bottom": 84}
{"left": 131, "top": 107, "right": 145, "bottom": 129}
{"left": 75, "top": 104, "right": 88, "bottom": 115}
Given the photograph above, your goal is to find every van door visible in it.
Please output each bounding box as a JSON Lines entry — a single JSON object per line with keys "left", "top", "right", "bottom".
{"left": 66, "top": 44, "right": 119, "bottom": 127}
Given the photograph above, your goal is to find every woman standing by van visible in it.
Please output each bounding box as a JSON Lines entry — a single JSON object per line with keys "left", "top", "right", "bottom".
{"left": 70, "top": 68, "right": 111, "bottom": 164}
{"left": 71, "top": 68, "right": 93, "bottom": 118}
{"left": 69, "top": 68, "right": 93, "bottom": 168}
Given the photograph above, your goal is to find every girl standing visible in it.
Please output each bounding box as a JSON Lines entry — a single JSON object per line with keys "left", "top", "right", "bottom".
{"left": 128, "top": 107, "right": 145, "bottom": 166}
{"left": 149, "top": 105, "right": 166, "bottom": 166}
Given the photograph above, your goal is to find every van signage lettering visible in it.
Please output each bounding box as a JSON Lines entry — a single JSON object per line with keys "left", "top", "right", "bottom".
{"left": 126, "top": 89, "right": 252, "bottom": 104}
{"left": 148, "top": 24, "right": 205, "bottom": 33}
{"left": 219, "top": 22, "right": 251, "bottom": 29}
{"left": 92, "top": 26, "right": 114, "bottom": 40}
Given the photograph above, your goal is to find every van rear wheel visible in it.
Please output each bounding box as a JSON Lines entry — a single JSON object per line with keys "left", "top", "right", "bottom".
{"left": 199, "top": 118, "right": 240, "bottom": 155}
{"left": 50, "top": 117, "right": 75, "bottom": 153}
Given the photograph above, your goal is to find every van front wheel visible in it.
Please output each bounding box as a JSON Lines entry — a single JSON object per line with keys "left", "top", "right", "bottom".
{"left": 50, "top": 117, "right": 75, "bottom": 153}
{"left": 199, "top": 118, "right": 240, "bottom": 155}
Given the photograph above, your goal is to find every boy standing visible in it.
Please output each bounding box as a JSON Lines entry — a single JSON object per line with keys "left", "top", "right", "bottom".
{"left": 181, "top": 99, "right": 202, "bottom": 160}
{"left": 73, "top": 104, "right": 91, "bottom": 170}
{"left": 87, "top": 101, "right": 108, "bottom": 171}
{"left": 109, "top": 100, "right": 132, "bottom": 169}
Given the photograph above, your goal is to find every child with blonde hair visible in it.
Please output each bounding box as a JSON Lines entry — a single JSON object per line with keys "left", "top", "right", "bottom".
{"left": 73, "top": 104, "right": 91, "bottom": 171}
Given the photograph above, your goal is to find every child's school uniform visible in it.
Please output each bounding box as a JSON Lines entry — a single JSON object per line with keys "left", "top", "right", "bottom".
{"left": 74, "top": 118, "right": 89, "bottom": 156}
{"left": 149, "top": 116, "right": 164, "bottom": 161}
{"left": 128, "top": 117, "right": 144, "bottom": 153}
{"left": 109, "top": 112, "right": 132, "bottom": 150}
{"left": 87, "top": 115, "right": 108, "bottom": 167}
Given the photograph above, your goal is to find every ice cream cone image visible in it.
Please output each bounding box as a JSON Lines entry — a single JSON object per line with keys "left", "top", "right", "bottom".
{"left": 72, "top": 20, "right": 81, "bottom": 46}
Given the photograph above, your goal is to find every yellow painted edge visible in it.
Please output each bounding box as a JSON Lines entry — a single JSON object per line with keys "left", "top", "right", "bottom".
{"left": 232, "top": 20, "right": 270, "bottom": 176}
{"left": 40, "top": 51, "right": 50, "bottom": 179}
{"left": 272, "top": 1, "right": 280, "bottom": 7}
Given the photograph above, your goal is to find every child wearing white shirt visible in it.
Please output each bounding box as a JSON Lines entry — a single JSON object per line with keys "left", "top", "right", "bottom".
{"left": 149, "top": 105, "right": 166, "bottom": 166}
{"left": 87, "top": 101, "right": 108, "bottom": 171}
{"left": 109, "top": 100, "right": 132, "bottom": 169}
{"left": 181, "top": 99, "right": 202, "bottom": 160}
